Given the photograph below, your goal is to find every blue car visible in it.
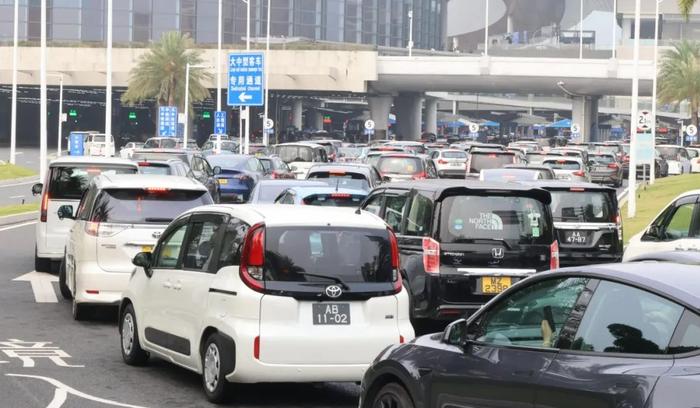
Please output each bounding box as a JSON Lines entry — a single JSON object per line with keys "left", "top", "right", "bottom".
{"left": 205, "top": 154, "right": 265, "bottom": 203}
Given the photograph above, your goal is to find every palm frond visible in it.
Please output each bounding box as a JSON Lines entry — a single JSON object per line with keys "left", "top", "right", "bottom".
{"left": 679, "top": 0, "right": 697, "bottom": 20}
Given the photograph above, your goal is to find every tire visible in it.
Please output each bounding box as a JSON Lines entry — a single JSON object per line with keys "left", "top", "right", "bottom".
{"left": 120, "top": 304, "right": 149, "bottom": 366}
{"left": 371, "top": 383, "right": 415, "bottom": 408}
{"left": 201, "top": 333, "right": 234, "bottom": 403}
{"left": 58, "top": 257, "right": 72, "bottom": 300}
{"left": 72, "top": 298, "right": 87, "bottom": 321}
{"left": 34, "top": 247, "right": 50, "bottom": 273}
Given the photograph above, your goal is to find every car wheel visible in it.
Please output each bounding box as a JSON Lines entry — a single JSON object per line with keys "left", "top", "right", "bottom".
{"left": 202, "top": 333, "right": 234, "bottom": 403}
{"left": 371, "top": 383, "right": 415, "bottom": 408}
{"left": 58, "top": 257, "right": 72, "bottom": 300}
{"left": 120, "top": 304, "right": 149, "bottom": 365}
{"left": 34, "top": 247, "right": 50, "bottom": 273}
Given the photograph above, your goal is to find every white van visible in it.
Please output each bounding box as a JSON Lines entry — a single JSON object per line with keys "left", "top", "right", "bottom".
{"left": 84, "top": 133, "right": 116, "bottom": 157}
{"left": 32, "top": 156, "right": 139, "bottom": 271}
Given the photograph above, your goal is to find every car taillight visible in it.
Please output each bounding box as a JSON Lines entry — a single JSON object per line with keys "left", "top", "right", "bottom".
{"left": 85, "top": 221, "right": 100, "bottom": 236}
{"left": 623, "top": 156, "right": 630, "bottom": 162}
{"left": 438, "top": 159, "right": 448, "bottom": 164}
{"left": 240, "top": 222, "right": 265, "bottom": 292}
{"left": 331, "top": 193, "right": 351, "bottom": 198}
{"left": 253, "top": 336, "right": 260, "bottom": 360}
{"left": 607, "top": 163, "right": 619, "bottom": 169}
{"left": 573, "top": 170, "right": 585, "bottom": 176}
{"left": 388, "top": 228, "right": 402, "bottom": 293}
{"left": 412, "top": 172, "right": 427, "bottom": 180}
{"left": 422, "top": 237, "right": 440, "bottom": 275}
{"left": 40, "top": 190, "right": 49, "bottom": 222}
{"left": 550, "top": 241, "right": 560, "bottom": 270}
{"left": 614, "top": 211, "right": 623, "bottom": 243}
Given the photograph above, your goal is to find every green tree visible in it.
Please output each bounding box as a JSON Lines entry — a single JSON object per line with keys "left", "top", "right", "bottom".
{"left": 121, "top": 32, "right": 211, "bottom": 114}
{"left": 658, "top": 40, "right": 700, "bottom": 128}
{"left": 680, "top": 0, "right": 695, "bottom": 19}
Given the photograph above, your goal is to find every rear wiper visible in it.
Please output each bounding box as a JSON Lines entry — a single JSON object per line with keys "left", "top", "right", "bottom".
{"left": 297, "top": 272, "right": 350, "bottom": 290}
{"left": 145, "top": 217, "right": 174, "bottom": 223}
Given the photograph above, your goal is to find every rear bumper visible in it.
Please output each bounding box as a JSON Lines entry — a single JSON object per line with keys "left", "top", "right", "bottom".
{"left": 229, "top": 360, "right": 369, "bottom": 383}
{"left": 437, "top": 169, "right": 466, "bottom": 178}
{"left": 74, "top": 261, "right": 131, "bottom": 305}
{"left": 559, "top": 250, "right": 622, "bottom": 267}
{"left": 590, "top": 173, "right": 620, "bottom": 184}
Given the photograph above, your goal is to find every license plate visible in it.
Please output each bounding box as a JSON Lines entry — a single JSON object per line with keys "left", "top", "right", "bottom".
{"left": 141, "top": 245, "right": 153, "bottom": 253}
{"left": 449, "top": 162, "right": 461, "bottom": 166}
{"left": 564, "top": 230, "right": 588, "bottom": 245}
{"left": 481, "top": 276, "right": 512, "bottom": 294}
{"left": 218, "top": 179, "right": 228, "bottom": 184}
{"left": 312, "top": 303, "right": 350, "bottom": 325}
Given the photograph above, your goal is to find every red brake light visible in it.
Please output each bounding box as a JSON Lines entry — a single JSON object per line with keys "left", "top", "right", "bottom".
{"left": 330, "top": 193, "right": 351, "bottom": 198}
{"left": 144, "top": 187, "right": 170, "bottom": 193}
{"left": 240, "top": 223, "right": 265, "bottom": 292}
{"left": 550, "top": 241, "right": 560, "bottom": 270}
{"left": 570, "top": 187, "right": 585, "bottom": 192}
{"left": 388, "top": 228, "right": 402, "bottom": 293}
{"left": 422, "top": 237, "right": 440, "bottom": 275}
{"left": 85, "top": 221, "right": 99, "bottom": 236}
{"left": 138, "top": 161, "right": 150, "bottom": 166}
{"left": 488, "top": 154, "right": 497, "bottom": 158}
{"left": 573, "top": 170, "right": 585, "bottom": 177}
{"left": 40, "top": 190, "right": 49, "bottom": 222}
{"left": 607, "top": 163, "right": 619, "bottom": 169}
{"left": 412, "top": 172, "right": 427, "bottom": 180}
{"left": 437, "top": 159, "right": 448, "bottom": 164}
{"left": 399, "top": 335, "right": 405, "bottom": 344}
{"left": 253, "top": 336, "right": 260, "bottom": 360}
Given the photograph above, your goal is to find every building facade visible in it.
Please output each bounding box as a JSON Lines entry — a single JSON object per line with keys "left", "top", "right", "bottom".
{"left": 0, "top": 0, "right": 445, "bottom": 50}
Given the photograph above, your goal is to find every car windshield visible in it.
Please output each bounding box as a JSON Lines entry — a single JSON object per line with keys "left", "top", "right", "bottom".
{"left": 301, "top": 193, "right": 367, "bottom": 207}
{"left": 390, "top": 144, "right": 426, "bottom": 154}
{"left": 469, "top": 152, "right": 515, "bottom": 172}
{"left": 338, "top": 147, "right": 362, "bottom": 158}
{"left": 377, "top": 156, "right": 423, "bottom": 175}
{"left": 439, "top": 195, "right": 551, "bottom": 244}
{"left": 275, "top": 146, "right": 314, "bottom": 163}
{"left": 589, "top": 154, "right": 615, "bottom": 164}
{"left": 544, "top": 160, "right": 581, "bottom": 170}
{"left": 92, "top": 188, "right": 212, "bottom": 224}
{"left": 442, "top": 151, "right": 467, "bottom": 159}
{"left": 48, "top": 165, "right": 137, "bottom": 200}
{"left": 263, "top": 227, "right": 395, "bottom": 283}
{"left": 549, "top": 191, "right": 615, "bottom": 223}
{"left": 138, "top": 163, "right": 172, "bottom": 175}
{"left": 526, "top": 153, "right": 548, "bottom": 163}
{"left": 143, "top": 139, "right": 161, "bottom": 148}
{"left": 657, "top": 146, "right": 682, "bottom": 160}
{"left": 206, "top": 155, "right": 248, "bottom": 170}
{"left": 481, "top": 169, "right": 538, "bottom": 181}
{"left": 307, "top": 171, "right": 370, "bottom": 190}
{"left": 91, "top": 135, "right": 106, "bottom": 143}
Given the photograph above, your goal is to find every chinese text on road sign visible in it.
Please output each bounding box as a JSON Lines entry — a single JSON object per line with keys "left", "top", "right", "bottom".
{"left": 214, "top": 111, "right": 227, "bottom": 135}
{"left": 158, "top": 106, "right": 178, "bottom": 137}
{"left": 228, "top": 52, "right": 264, "bottom": 107}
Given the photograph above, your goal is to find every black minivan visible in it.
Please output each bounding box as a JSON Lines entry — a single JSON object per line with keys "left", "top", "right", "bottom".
{"left": 362, "top": 180, "right": 558, "bottom": 326}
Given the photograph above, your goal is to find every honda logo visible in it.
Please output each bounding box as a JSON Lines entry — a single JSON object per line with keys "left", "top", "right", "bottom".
{"left": 324, "top": 285, "right": 343, "bottom": 299}
{"left": 491, "top": 248, "right": 504, "bottom": 259}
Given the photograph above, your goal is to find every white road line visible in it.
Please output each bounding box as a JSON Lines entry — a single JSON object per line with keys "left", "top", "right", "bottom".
{"left": 13, "top": 271, "right": 58, "bottom": 303}
{"left": 0, "top": 221, "right": 37, "bottom": 232}
{"left": 6, "top": 374, "right": 149, "bottom": 408}
{"left": 0, "top": 180, "right": 39, "bottom": 188}
{"left": 47, "top": 388, "right": 68, "bottom": 408}
{"left": 10, "top": 195, "right": 25, "bottom": 199}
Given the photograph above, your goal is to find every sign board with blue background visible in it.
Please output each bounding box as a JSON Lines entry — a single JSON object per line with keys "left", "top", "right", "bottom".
{"left": 158, "top": 106, "right": 178, "bottom": 137}
{"left": 214, "top": 111, "right": 227, "bottom": 135}
{"left": 635, "top": 133, "right": 655, "bottom": 165}
{"left": 227, "top": 52, "right": 264, "bottom": 107}
{"left": 68, "top": 132, "right": 84, "bottom": 156}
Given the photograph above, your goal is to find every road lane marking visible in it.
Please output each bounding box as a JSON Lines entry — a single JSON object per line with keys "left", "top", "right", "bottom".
{"left": 6, "top": 374, "right": 148, "bottom": 408}
{"left": 13, "top": 271, "right": 58, "bottom": 303}
{"left": 0, "top": 180, "right": 39, "bottom": 188}
{"left": 10, "top": 195, "right": 25, "bottom": 199}
{"left": 0, "top": 221, "right": 37, "bottom": 232}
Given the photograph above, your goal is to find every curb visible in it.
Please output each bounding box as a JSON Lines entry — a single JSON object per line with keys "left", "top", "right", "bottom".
{"left": 0, "top": 176, "right": 40, "bottom": 187}
{"left": 618, "top": 182, "right": 643, "bottom": 207}
{"left": 0, "top": 211, "right": 38, "bottom": 227}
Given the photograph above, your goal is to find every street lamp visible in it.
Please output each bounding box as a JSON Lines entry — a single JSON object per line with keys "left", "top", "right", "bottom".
{"left": 105, "top": 0, "right": 113, "bottom": 157}
{"left": 263, "top": 0, "right": 271, "bottom": 146}
{"left": 48, "top": 74, "right": 64, "bottom": 157}
{"left": 39, "top": 0, "right": 47, "bottom": 180}
{"left": 217, "top": 0, "right": 222, "bottom": 112}
{"left": 650, "top": 0, "right": 664, "bottom": 185}
{"left": 628, "top": 0, "right": 642, "bottom": 218}
{"left": 407, "top": 8, "right": 414, "bottom": 57}
{"left": 184, "top": 64, "right": 213, "bottom": 148}
{"left": 484, "top": 0, "right": 489, "bottom": 56}
{"left": 10, "top": 0, "right": 18, "bottom": 165}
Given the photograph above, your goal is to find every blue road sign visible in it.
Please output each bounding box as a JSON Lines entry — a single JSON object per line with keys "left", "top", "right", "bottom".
{"left": 227, "top": 52, "right": 264, "bottom": 107}
{"left": 158, "top": 106, "right": 178, "bottom": 137}
{"left": 68, "top": 132, "right": 84, "bottom": 156}
{"left": 214, "top": 111, "right": 227, "bottom": 134}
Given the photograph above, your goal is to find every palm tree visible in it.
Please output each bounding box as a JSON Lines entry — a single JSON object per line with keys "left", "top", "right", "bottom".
{"left": 680, "top": 0, "right": 696, "bottom": 19}
{"left": 658, "top": 40, "right": 700, "bottom": 128}
{"left": 121, "top": 32, "right": 211, "bottom": 113}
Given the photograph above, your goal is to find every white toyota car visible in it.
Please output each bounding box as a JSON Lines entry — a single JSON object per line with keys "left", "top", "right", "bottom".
{"left": 59, "top": 174, "right": 212, "bottom": 320}
{"left": 119, "top": 205, "right": 414, "bottom": 402}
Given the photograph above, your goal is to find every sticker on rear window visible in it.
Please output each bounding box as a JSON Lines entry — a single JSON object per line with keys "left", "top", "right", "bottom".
{"left": 532, "top": 227, "right": 541, "bottom": 237}
{"left": 453, "top": 218, "right": 464, "bottom": 231}
{"left": 469, "top": 213, "right": 503, "bottom": 231}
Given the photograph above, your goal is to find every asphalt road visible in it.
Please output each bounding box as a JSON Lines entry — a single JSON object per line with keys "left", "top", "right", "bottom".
{"left": 0, "top": 148, "right": 44, "bottom": 207}
{"left": 0, "top": 222, "right": 361, "bottom": 408}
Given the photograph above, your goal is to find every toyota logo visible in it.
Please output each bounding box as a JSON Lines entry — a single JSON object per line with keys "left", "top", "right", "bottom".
{"left": 325, "top": 285, "right": 343, "bottom": 298}
{"left": 491, "top": 248, "right": 504, "bottom": 259}
{"left": 152, "top": 231, "right": 162, "bottom": 239}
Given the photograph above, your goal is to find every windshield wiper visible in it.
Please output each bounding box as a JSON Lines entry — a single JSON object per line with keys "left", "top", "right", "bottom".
{"left": 297, "top": 272, "right": 350, "bottom": 290}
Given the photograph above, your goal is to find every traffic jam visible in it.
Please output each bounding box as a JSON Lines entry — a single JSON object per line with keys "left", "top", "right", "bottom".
{"left": 23, "top": 131, "right": 700, "bottom": 407}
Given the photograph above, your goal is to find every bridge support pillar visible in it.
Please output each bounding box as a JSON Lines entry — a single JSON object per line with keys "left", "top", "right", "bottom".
{"left": 291, "top": 100, "right": 303, "bottom": 130}
{"left": 572, "top": 96, "right": 600, "bottom": 142}
{"left": 368, "top": 95, "right": 393, "bottom": 140}
{"left": 395, "top": 92, "right": 423, "bottom": 141}
{"left": 424, "top": 98, "right": 438, "bottom": 136}
{"left": 311, "top": 109, "right": 324, "bottom": 130}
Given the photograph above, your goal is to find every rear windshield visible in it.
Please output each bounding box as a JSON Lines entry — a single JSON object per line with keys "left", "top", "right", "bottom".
{"left": 526, "top": 153, "right": 548, "bottom": 162}
{"left": 308, "top": 171, "right": 370, "bottom": 190}
{"left": 439, "top": 195, "right": 552, "bottom": 244}
{"left": 481, "top": 169, "right": 538, "bottom": 181}
{"left": 657, "top": 146, "right": 682, "bottom": 160}
{"left": 264, "top": 227, "right": 395, "bottom": 284}
{"left": 469, "top": 152, "right": 515, "bottom": 172}
{"left": 302, "top": 193, "right": 366, "bottom": 207}
{"left": 275, "top": 146, "right": 314, "bottom": 163}
{"left": 589, "top": 155, "right": 615, "bottom": 164}
{"left": 92, "top": 188, "right": 212, "bottom": 224}
{"left": 544, "top": 160, "right": 581, "bottom": 170}
{"left": 138, "top": 163, "right": 172, "bottom": 175}
{"left": 550, "top": 191, "right": 615, "bottom": 223}
{"left": 48, "top": 166, "right": 137, "bottom": 200}
{"left": 442, "top": 151, "right": 467, "bottom": 159}
{"left": 592, "top": 145, "right": 619, "bottom": 155}
{"left": 377, "top": 156, "right": 423, "bottom": 175}
{"left": 90, "top": 135, "right": 106, "bottom": 143}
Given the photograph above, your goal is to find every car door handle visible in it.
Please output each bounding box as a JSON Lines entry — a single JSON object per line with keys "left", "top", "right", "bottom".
{"left": 163, "top": 281, "right": 172, "bottom": 289}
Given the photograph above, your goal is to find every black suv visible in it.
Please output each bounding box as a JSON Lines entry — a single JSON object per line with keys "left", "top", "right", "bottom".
{"left": 527, "top": 181, "right": 622, "bottom": 266}
{"left": 361, "top": 180, "right": 558, "bottom": 326}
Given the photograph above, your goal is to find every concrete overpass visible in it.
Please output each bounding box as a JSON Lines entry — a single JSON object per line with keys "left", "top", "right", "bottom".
{"left": 0, "top": 47, "right": 655, "bottom": 140}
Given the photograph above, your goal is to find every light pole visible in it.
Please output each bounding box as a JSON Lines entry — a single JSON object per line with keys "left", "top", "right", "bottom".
{"left": 628, "top": 0, "right": 642, "bottom": 218}
{"left": 184, "top": 64, "right": 213, "bottom": 148}
{"left": 10, "top": 0, "right": 18, "bottom": 165}
{"left": 40, "top": 0, "right": 47, "bottom": 180}
{"left": 263, "top": 0, "right": 271, "bottom": 146}
{"left": 484, "top": 0, "right": 489, "bottom": 56}
{"left": 650, "top": 0, "right": 663, "bottom": 185}
{"left": 579, "top": 0, "right": 584, "bottom": 59}
{"left": 48, "top": 74, "right": 64, "bottom": 157}
{"left": 217, "top": 0, "right": 222, "bottom": 113}
{"left": 104, "top": 0, "right": 113, "bottom": 157}
{"left": 408, "top": 8, "right": 414, "bottom": 57}
{"left": 611, "top": 0, "right": 617, "bottom": 58}
{"left": 244, "top": 0, "right": 251, "bottom": 154}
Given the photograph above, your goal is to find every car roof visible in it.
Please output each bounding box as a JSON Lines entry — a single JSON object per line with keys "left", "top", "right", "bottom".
{"left": 286, "top": 186, "right": 368, "bottom": 195}
{"left": 380, "top": 179, "right": 551, "bottom": 203}
{"left": 523, "top": 180, "right": 616, "bottom": 191}
{"left": 276, "top": 142, "right": 323, "bottom": 148}
{"left": 93, "top": 174, "right": 207, "bottom": 191}
{"left": 542, "top": 156, "right": 583, "bottom": 163}
{"left": 133, "top": 158, "right": 182, "bottom": 164}
{"left": 308, "top": 163, "right": 374, "bottom": 173}
{"left": 471, "top": 148, "right": 515, "bottom": 154}
{"left": 49, "top": 156, "right": 138, "bottom": 167}
{"left": 256, "top": 180, "right": 327, "bottom": 187}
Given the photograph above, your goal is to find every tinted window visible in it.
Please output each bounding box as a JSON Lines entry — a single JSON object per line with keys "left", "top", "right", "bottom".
{"left": 544, "top": 160, "right": 581, "bottom": 170}
{"left": 657, "top": 146, "right": 682, "bottom": 161}
{"left": 469, "top": 152, "right": 516, "bottom": 172}
{"left": 668, "top": 310, "right": 700, "bottom": 354}
{"left": 308, "top": 171, "right": 370, "bottom": 191}
{"left": 481, "top": 169, "right": 538, "bottom": 181}
{"left": 665, "top": 203, "right": 695, "bottom": 240}
{"left": 48, "top": 165, "right": 137, "bottom": 200}
{"left": 138, "top": 163, "right": 172, "bottom": 175}
{"left": 302, "top": 193, "right": 366, "bottom": 207}
{"left": 572, "top": 281, "right": 683, "bottom": 355}
{"left": 275, "top": 145, "right": 314, "bottom": 163}
{"left": 218, "top": 218, "right": 249, "bottom": 267}
{"left": 472, "top": 278, "right": 589, "bottom": 348}
{"left": 154, "top": 224, "right": 188, "bottom": 268}
{"left": 589, "top": 154, "right": 616, "bottom": 164}
{"left": 363, "top": 194, "right": 384, "bottom": 216}
{"left": 688, "top": 149, "right": 699, "bottom": 159}
{"left": 377, "top": 157, "right": 423, "bottom": 175}
{"left": 440, "top": 195, "right": 551, "bottom": 244}
{"left": 183, "top": 219, "right": 222, "bottom": 271}
{"left": 92, "top": 189, "right": 212, "bottom": 224}
{"left": 264, "top": 227, "right": 396, "bottom": 284}
{"left": 442, "top": 151, "right": 467, "bottom": 159}
{"left": 405, "top": 193, "right": 433, "bottom": 236}
{"left": 385, "top": 195, "right": 407, "bottom": 232}
{"left": 550, "top": 191, "right": 615, "bottom": 223}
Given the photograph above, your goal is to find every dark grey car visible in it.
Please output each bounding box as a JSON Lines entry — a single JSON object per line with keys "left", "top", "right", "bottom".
{"left": 360, "top": 262, "right": 700, "bottom": 408}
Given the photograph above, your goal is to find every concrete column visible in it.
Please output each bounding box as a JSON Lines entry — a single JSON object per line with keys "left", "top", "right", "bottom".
{"left": 394, "top": 92, "right": 423, "bottom": 141}
{"left": 368, "top": 95, "right": 393, "bottom": 140}
{"left": 311, "top": 109, "right": 324, "bottom": 130}
{"left": 291, "top": 100, "right": 303, "bottom": 130}
{"left": 572, "top": 96, "right": 600, "bottom": 142}
{"left": 424, "top": 98, "right": 438, "bottom": 136}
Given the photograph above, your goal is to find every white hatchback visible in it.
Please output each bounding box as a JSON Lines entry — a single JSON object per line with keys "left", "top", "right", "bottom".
{"left": 119, "top": 205, "right": 414, "bottom": 402}
{"left": 429, "top": 149, "right": 467, "bottom": 178}
{"left": 59, "top": 174, "right": 212, "bottom": 320}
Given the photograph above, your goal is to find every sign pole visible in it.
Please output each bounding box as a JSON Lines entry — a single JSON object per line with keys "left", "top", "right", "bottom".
{"left": 650, "top": 0, "right": 662, "bottom": 185}
{"left": 105, "top": 0, "right": 113, "bottom": 157}
{"left": 216, "top": 0, "right": 222, "bottom": 112}
{"left": 628, "top": 0, "right": 642, "bottom": 218}
{"left": 39, "top": 0, "right": 47, "bottom": 180}
{"left": 10, "top": 0, "right": 18, "bottom": 165}
{"left": 184, "top": 63, "right": 191, "bottom": 147}
{"left": 263, "top": 0, "right": 271, "bottom": 146}
{"left": 57, "top": 76, "right": 63, "bottom": 157}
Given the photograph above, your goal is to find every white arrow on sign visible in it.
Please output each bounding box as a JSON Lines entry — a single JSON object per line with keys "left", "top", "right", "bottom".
{"left": 238, "top": 92, "right": 253, "bottom": 102}
{"left": 13, "top": 271, "right": 58, "bottom": 303}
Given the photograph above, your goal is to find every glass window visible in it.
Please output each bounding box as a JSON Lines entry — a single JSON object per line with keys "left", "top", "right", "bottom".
{"left": 183, "top": 219, "right": 222, "bottom": 271}
{"left": 549, "top": 191, "right": 615, "bottom": 223}
{"left": 155, "top": 224, "right": 188, "bottom": 269}
{"left": 384, "top": 194, "right": 407, "bottom": 232}
{"left": 48, "top": 165, "right": 137, "bottom": 200}
{"left": 471, "top": 278, "right": 589, "bottom": 348}
{"left": 301, "top": 193, "right": 366, "bottom": 207}
{"left": 572, "top": 281, "right": 684, "bottom": 355}
{"left": 668, "top": 310, "right": 700, "bottom": 355}
{"left": 405, "top": 193, "right": 433, "bottom": 236}
{"left": 664, "top": 203, "right": 695, "bottom": 240}
{"left": 363, "top": 194, "right": 384, "bottom": 216}
{"left": 92, "top": 189, "right": 213, "bottom": 224}
{"left": 377, "top": 156, "right": 424, "bottom": 176}
{"left": 469, "top": 152, "right": 517, "bottom": 173}
{"left": 76, "top": 186, "right": 99, "bottom": 221}
{"left": 218, "top": 218, "right": 249, "bottom": 267}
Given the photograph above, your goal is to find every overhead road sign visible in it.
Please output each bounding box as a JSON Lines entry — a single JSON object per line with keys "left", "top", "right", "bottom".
{"left": 214, "top": 111, "right": 227, "bottom": 135}
{"left": 227, "top": 52, "right": 264, "bottom": 107}
{"left": 158, "top": 106, "right": 178, "bottom": 137}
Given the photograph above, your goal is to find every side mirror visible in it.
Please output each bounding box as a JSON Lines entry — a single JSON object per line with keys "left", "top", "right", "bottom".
{"left": 132, "top": 252, "right": 153, "bottom": 277}
{"left": 442, "top": 318, "right": 468, "bottom": 346}
{"left": 31, "top": 183, "right": 43, "bottom": 196}
{"left": 643, "top": 225, "right": 662, "bottom": 241}
{"left": 57, "top": 205, "right": 74, "bottom": 220}
{"left": 213, "top": 166, "right": 222, "bottom": 175}
{"left": 382, "top": 175, "right": 392, "bottom": 183}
